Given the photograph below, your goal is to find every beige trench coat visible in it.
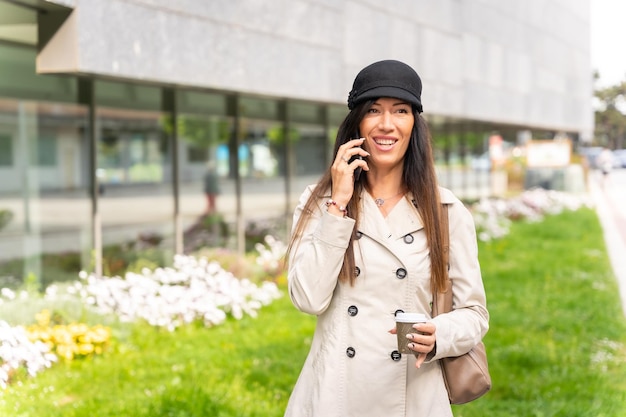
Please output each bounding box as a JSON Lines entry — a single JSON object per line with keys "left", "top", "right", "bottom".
{"left": 284, "top": 185, "right": 489, "bottom": 417}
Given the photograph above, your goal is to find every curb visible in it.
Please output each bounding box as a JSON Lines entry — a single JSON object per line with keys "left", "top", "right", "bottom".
{"left": 588, "top": 174, "right": 626, "bottom": 317}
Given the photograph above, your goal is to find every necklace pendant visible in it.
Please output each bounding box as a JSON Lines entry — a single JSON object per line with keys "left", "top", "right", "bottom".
{"left": 375, "top": 198, "right": 385, "bottom": 206}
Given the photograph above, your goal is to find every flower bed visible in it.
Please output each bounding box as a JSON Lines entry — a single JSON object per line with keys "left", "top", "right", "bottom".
{"left": 1, "top": 237, "right": 286, "bottom": 389}
{"left": 73, "top": 254, "right": 282, "bottom": 332}
{"left": 471, "top": 188, "right": 592, "bottom": 241}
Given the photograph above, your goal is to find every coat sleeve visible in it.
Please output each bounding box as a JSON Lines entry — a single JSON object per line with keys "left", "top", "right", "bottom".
{"left": 287, "top": 186, "right": 356, "bottom": 315}
{"left": 428, "top": 198, "right": 489, "bottom": 360}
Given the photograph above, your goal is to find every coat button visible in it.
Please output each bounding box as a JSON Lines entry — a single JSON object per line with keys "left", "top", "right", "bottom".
{"left": 355, "top": 231, "right": 363, "bottom": 240}
{"left": 348, "top": 305, "right": 358, "bottom": 316}
{"left": 394, "top": 309, "right": 404, "bottom": 316}
{"left": 403, "top": 234, "right": 414, "bottom": 244}
{"left": 395, "top": 268, "right": 407, "bottom": 279}
{"left": 346, "top": 347, "right": 356, "bottom": 358}
{"left": 355, "top": 266, "right": 361, "bottom": 277}
{"left": 390, "top": 350, "right": 402, "bottom": 361}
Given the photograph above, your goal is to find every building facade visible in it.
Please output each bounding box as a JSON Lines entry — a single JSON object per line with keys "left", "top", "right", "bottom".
{"left": 0, "top": 0, "right": 592, "bottom": 286}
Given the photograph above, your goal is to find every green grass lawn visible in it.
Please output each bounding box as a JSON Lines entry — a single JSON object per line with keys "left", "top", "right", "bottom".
{"left": 454, "top": 208, "right": 626, "bottom": 417}
{"left": 2, "top": 207, "right": 626, "bottom": 416}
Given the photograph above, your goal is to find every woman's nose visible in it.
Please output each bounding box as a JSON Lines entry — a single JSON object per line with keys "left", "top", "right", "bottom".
{"left": 378, "top": 111, "right": 393, "bottom": 130}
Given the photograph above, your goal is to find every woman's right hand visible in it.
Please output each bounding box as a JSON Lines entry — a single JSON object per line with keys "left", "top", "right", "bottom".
{"left": 329, "top": 138, "right": 368, "bottom": 208}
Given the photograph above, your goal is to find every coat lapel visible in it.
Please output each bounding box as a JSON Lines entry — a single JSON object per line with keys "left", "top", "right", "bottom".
{"left": 357, "top": 192, "right": 423, "bottom": 246}
{"left": 357, "top": 187, "right": 457, "bottom": 248}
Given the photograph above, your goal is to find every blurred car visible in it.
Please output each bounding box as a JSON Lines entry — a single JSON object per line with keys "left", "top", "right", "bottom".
{"left": 613, "top": 149, "right": 626, "bottom": 168}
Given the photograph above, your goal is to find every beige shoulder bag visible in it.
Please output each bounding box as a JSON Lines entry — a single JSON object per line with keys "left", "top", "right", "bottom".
{"left": 432, "top": 204, "right": 492, "bottom": 404}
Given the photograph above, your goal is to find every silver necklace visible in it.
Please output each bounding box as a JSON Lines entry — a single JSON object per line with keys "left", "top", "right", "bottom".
{"left": 374, "top": 191, "right": 404, "bottom": 206}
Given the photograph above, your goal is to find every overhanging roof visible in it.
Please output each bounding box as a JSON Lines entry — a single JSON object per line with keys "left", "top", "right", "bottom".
{"left": 0, "top": 0, "right": 72, "bottom": 46}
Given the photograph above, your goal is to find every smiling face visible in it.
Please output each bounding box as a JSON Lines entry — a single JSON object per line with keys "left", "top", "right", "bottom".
{"left": 358, "top": 97, "right": 415, "bottom": 172}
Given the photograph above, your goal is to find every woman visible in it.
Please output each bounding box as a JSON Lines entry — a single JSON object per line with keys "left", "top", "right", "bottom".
{"left": 284, "top": 60, "right": 489, "bottom": 417}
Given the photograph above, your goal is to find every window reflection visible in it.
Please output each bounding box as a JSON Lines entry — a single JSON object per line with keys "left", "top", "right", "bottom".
{"left": 178, "top": 113, "right": 235, "bottom": 252}
{"left": 241, "top": 119, "right": 281, "bottom": 179}
{"left": 291, "top": 123, "right": 327, "bottom": 197}
{"left": 0, "top": 42, "right": 551, "bottom": 292}
{"left": 0, "top": 98, "right": 90, "bottom": 289}
{"left": 239, "top": 118, "right": 285, "bottom": 251}
{"left": 95, "top": 81, "right": 174, "bottom": 275}
{"left": 97, "top": 110, "right": 168, "bottom": 186}
{"left": 177, "top": 91, "right": 236, "bottom": 252}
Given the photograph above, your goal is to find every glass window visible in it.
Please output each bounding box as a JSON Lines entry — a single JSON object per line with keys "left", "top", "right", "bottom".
{"left": 177, "top": 100, "right": 236, "bottom": 252}
{"left": 240, "top": 97, "right": 281, "bottom": 120}
{"left": 187, "top": 145, "right": 208, "bottom": 163}
{"left": 96, "top": 80, "right": 161, "bottom": 110}
{"left": 179, "top": 91, "right": 229, "bottom": 116}
{"left": 95, "top": 80, "right": 174, "bottom": 276}
{"left": 241, "top": 118, "right": 282, "bottom": 179}
{"left": 0, "top": 44, "right": 77, "bottom": 103}
{"left": 0, "top": 97, "right": 90, "bottom": 290}
{"left": 327, "top": 104, "right": 348, "bottom": 125}
{"left": 35, "top": 135, "right": 57, "bottom": 166}
{"left": 0, "top": 133, "right": 12, "bottom": 166}
{"left": 288, "top": 101, "right": 324, "bottom": 124}
{"left": 239, "top": 114, "right": 286, "bottom": 251}
{"left": 326, "top": 104, "right": 349, "bottom": 160}
{"left": 291, "top": 123, "right": 326, "bottom": 197}
{"left": 430, "top": 119, "right": 493, "bottom": 201}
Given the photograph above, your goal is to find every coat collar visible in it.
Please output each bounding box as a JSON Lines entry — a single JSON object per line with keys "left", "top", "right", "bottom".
{"left": 362, "top": 192, "right": 419, "bottom": 240}
{"left": 318, "top": 185, "right": 456, "bottom": 243}
{"left": 357, "top": 186, "right": 456, "bottom": 243}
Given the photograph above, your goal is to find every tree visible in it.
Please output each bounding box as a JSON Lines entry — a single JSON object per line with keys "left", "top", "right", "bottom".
{"left": 594, "top": 77, "right": 626, "bottom": 149}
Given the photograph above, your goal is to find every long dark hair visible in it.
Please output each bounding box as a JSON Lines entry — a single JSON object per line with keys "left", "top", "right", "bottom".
{"left": 287, "top": 100, "right": 447, "bottom": 293}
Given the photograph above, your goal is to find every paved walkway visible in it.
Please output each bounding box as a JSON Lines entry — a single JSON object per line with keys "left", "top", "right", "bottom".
{"left": 588, "top": 170, "right": 626, "bottom": 317}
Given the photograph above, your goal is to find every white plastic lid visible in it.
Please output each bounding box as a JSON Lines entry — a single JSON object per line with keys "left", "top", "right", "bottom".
{"left": 395, "top": 312, "right": 428, "bottom": 323}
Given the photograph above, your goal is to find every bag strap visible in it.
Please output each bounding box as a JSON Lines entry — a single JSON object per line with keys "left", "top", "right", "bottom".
{"left": 432, "top": 204, "right": 452, "bottom": 317}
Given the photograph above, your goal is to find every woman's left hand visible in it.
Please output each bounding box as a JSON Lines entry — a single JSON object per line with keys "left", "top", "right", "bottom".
{"left": 408, "top": 322, "right": 436, "bottom": 368}
{"left": 390, "top": 322, "right": 437, "bottom": 368}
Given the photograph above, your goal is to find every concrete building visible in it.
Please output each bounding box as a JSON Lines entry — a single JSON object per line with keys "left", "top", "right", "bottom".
{"left": 0, "top": 0, "right": 592, "bottom": 286}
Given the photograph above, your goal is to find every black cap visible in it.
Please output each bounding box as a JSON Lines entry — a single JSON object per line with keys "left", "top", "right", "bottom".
{"left": 347, "top": 60, "right": 423, "bottom": 113}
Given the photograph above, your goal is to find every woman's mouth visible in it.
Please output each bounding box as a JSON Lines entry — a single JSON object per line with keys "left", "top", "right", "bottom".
{"left": 374, "top": 138, "right": 397, "bottom": 146}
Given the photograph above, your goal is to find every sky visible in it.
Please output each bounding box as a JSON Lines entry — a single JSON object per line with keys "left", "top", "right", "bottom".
{"left": 590, "top": 0, "right": 626, "bottom": 88}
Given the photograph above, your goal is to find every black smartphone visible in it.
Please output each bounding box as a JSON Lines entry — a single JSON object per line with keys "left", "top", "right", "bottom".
{"left": 348, "top": 131, "right": 363, "bottom": 182}
{"left": 346, "top": 130, "right": 363, "bottom": 182}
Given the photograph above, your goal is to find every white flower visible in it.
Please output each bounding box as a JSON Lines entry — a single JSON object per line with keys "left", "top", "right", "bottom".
{"left": 1, "top": 288, "right": 15, "bottom": 300}
{"left": 75, "top": 254, "right": 282, "bottom": 332}
{"left": 0, "top": 320, "right": 57, "bottom": 389}
{"left": 471, "top": 188, "right": 589, "bottom": 241}
{"left": 255, "top": 235, "right": 287, "bottom": 274}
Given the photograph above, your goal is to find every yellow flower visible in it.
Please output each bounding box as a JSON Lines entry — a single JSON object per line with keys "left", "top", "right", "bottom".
{"left": 78, "top": 343, "right": 95, "bottom": 355}
{"left": 25, "top": 311, "right": 112, "bottom": 362}
{"left": 56, "top": 344, "right": 75, "bottom": 361}
{"left": 35, "top": 309, "right": 51, "bottom": 327}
